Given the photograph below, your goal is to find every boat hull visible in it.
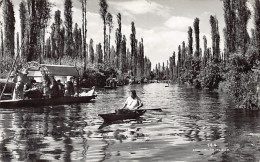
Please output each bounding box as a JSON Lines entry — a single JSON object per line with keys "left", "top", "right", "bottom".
{"left": 99, "top": 109, "right": 146, "bottom": 123}
{"left": 104, "top": 86, "right": 118, "bottom": 89}
{"left": 0, "top": 95, "right": 96, "bottom": 108}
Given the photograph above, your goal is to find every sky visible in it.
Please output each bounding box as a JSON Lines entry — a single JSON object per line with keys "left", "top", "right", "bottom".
{"left": 9, "top": 0, "right": 256, "bottom": 68}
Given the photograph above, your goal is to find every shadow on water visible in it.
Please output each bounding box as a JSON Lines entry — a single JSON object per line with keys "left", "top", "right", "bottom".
{"left": 98, "top": 117, "right": 145, "bottom": 129}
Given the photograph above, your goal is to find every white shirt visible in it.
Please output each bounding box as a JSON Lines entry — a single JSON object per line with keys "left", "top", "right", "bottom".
{"left": 125, "top": 96, "right": 142, "bottom": 110}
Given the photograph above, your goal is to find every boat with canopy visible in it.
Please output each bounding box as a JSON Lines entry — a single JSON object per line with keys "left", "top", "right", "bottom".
{"left": 0, "top": 61, "right": 96, "bottom": 108}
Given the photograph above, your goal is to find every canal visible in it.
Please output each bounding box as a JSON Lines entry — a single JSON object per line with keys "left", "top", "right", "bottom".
{"left": 0, "top": 83, "right": 260, "bottom": 161}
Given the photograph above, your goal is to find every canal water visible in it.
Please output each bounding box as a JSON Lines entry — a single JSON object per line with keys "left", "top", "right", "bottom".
{"left": 0, "top": 83, "right": 260, "bottom": 161}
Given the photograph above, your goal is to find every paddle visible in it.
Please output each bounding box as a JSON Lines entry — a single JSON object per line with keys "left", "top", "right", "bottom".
{"left": 138, "top": 108, "right": 162, "bottom": 112}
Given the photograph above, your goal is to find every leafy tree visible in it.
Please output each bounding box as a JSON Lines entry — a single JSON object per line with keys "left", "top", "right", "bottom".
{"left": 3, "top": 0, "right": 15, "bottom": 58}
{"left": 99, "top": 0, "right": 108, "bottom": 61}
{"left": 202, "top": 35, "right": 208, "bottom": 67}
{"left": 223, "top": 0, "right": 237, "bottom": 57}
{"left": 210, "top": 15, "right": 220, "bottom": 62}
{"left": 35, "top": 0, "right": 52, "bottom": 63}
{"left": 120, "top": 35, "right": 127, "bottom": 73}
{"left": 0, "top": 23, "right": 3, "bottom": 57}
{"left": 254, "top": 0, "right": 260, "bottom": 60}
{"left": 110, "top": 45, "right": 116, "bottom": 68}
{"left": 89, "top": 38, "right": 94, "bottom": 64}
{"left": 130, "top": 21, "right": 136, "bottom": 76}
{"left": 115, "top": 13, "right": 122, "bottom": 70}
{"left": 193, "top": 18, "right": 200, "bottom": 58}
{"left": 106, "top": 12, "right": 113, "bottom": 63}
{"left": 19, "top": 2, "right": 26, "bottom": 57}
{"left": 236, "top": 0, "right": 250, "bottom": 55}
{"left": 52, "top": 10, "right": 62, "bottom": 59}
{"left": 64, "top": 0, "right": 73, "bottom": 56}
{"left": 73, "top": 23, "right": 82, "bottom": 58}
{"left": 96, "top": 43, "right": 103, "bottom": 64}
{"left": 80, "top": 0, "right": 87, "bottom": 67}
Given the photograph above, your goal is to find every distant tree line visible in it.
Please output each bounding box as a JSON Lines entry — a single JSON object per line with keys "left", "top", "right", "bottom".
{"left": 0, "top": 0, "right": 152, "bottom": 82}
{"left": 155, "top": 0, "right": 260, "bottom": 108}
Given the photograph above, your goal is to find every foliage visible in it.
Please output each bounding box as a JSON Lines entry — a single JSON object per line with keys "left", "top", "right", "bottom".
{"left": 3, "top": 0, "right": 15, "bottom": 57}
{"left": 81, "top": 64, "right": 117, "bottom": 88}
{"left": 199, "top": 62, "right": 222, "bottom": 89}
{"left": 64, "top": 0, "right": 73, "bottom": 56}
{"left": 219, "top": 52, "right": 254, "bottom": 106}
{"left": 99, "top": 0, "right": 108, "bottom": 61}
{"left": 0, "top": 56, "right": 26, "bottom": 78}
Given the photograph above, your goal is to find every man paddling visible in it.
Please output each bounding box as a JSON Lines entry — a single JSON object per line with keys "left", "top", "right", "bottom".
{"left": 122, "top": 90, "right": 143, "bottom": 110}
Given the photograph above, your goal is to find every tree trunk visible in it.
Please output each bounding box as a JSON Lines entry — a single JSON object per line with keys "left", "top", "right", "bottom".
{"left": 103, "top": 19, "right": 106, "bottom": 63}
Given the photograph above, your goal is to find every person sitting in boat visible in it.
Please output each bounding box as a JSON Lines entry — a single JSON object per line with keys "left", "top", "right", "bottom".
{"left": 57, "top": 80, "right": 65, "bottom": 97}
{"left": 12, "top": 69, "right": 30, "bottom": 100}
{"left": 24, "top": 79, "right": 42, "bottom": 99}
{"left": 64, "top": 77, "right": 74, "bottom": 96}
{"left": 106, "top": 76, "right": 112, "bottom": 86}
{"left": 49, "top": 76, "right": 59, "bottom": 98}
{"left": 121, "top": 90, "right": 143, "bottom": 111}
{"left": 73, "top": 77, "right": 80, "bottom": 96}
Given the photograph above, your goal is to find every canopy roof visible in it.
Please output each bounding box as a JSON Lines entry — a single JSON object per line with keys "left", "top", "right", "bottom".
{"left": 27, "top": 64, "right": 79, "bottom": 77}
{"left": 41, "top": 64, "right": 79, "bottom": 76}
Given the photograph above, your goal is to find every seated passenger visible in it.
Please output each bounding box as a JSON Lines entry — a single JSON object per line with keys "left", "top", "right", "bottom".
{"left": 49, "top": 76, "right": 59, "bottom": 98}
{"left": 57, "top": 80, "right": 65, "bottom": 97}
{"left": 66, "top": 77, "right": 75, "bottom": 96}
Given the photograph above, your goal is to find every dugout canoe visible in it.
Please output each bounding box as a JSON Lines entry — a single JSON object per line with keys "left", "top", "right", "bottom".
{"left": 0, "top": 95, "right": 96, "bottom": 108}
{"left": 99, "top": 109, "right": 146, "bottom": 123}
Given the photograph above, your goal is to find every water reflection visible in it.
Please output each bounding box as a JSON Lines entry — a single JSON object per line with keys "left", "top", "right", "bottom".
{"left": 0, "top": 83, "right": 260, "bottom": 161}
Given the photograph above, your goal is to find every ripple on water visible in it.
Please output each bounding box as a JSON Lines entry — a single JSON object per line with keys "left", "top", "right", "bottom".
{"left": 0, "top": 84, "right": 260, "bottom": 161}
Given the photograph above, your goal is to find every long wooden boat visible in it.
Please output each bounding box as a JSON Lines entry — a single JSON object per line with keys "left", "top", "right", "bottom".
{"left": 104, "top": 86, "right": 118, "bottom": 89}
{"left": 0, "top": 95, "right": 96, "bottom": 108}
{"left": 99, "top": 109, "right": 146, "bottom": 123}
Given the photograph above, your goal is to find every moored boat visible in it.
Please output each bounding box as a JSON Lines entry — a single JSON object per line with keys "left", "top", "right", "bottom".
{"left": 104, "top": 85, "right": 118, "bottom": 89}
{"left": 0, "top": 95, "right": 96, "bottom": 108}
{"left": 0, "top": 61, "right": 97, "bottom": 108}
{"left": 99, "top": 109, "right": 146, "bottom": 123}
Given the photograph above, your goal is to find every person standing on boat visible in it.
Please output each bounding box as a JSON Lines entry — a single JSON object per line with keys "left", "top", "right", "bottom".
{"left": 12, "top": 69, "right": 30, "bottom": 100}
{"left": 122, "top": 90, "right": 143, "bottom": 110}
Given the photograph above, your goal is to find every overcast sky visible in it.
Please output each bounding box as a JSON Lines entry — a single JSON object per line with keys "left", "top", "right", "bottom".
{"left": 11, "top": 0, "right": 255, "bottom": 68}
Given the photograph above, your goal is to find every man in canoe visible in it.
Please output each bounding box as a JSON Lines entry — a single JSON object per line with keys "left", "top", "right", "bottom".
{"left": 121, "top": 90, "right": 143, "bottom": 110}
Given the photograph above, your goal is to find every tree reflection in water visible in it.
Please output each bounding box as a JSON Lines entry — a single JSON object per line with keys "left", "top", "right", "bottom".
{"left": 1, "top": 84, "right": 260, "bottom": 161}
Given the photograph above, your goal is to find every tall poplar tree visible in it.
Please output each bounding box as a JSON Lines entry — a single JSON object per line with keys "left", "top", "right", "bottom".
{"left": 81, "top": 0, "right": 87, "bottom": 63}
{"left": 19, "top": 1, "right": 26, "bottom": 57}
{"left": 64, "top": 0, "right": 73, "bottom": 56}
{"left": 106, "top": 12, "right": 113, "bottom": 63}
{"left": 210, "top": 15, "right": 220, "bottom": 62}
{"left": 99, "top": 0, "right": 108, "bottom": 61}
{"left": 3, "top": 0, "right": 15, "bottom": 57}
{"left": 130, "top": 21, "right": 136, "bottom": 76}
{"left": 236, "top": 0, "right": 250, "bottom": 55}
{"left": 254, "top": 0, "right": 260, "bottom": 60}
{"left": 193, "top": 18, "right": 200, "bottom": 58}
{"left": 89, "top": 38, "right": 94, "bottom": 64}
{"left": 115, "top": 13, "right": 122, "bottom": 70}
{"left": 223, "top": 0, "right": 236, "bottom": 57}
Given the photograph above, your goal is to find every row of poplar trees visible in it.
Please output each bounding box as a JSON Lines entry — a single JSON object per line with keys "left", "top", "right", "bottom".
{"left": 155, "top": 0, "right": 260, "bottom": 106}
{"left": 0, "top": 0, "right": 151, "bottom": 80}
{"left": 155, "top": 0, "right": 257, "bottom": 86}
